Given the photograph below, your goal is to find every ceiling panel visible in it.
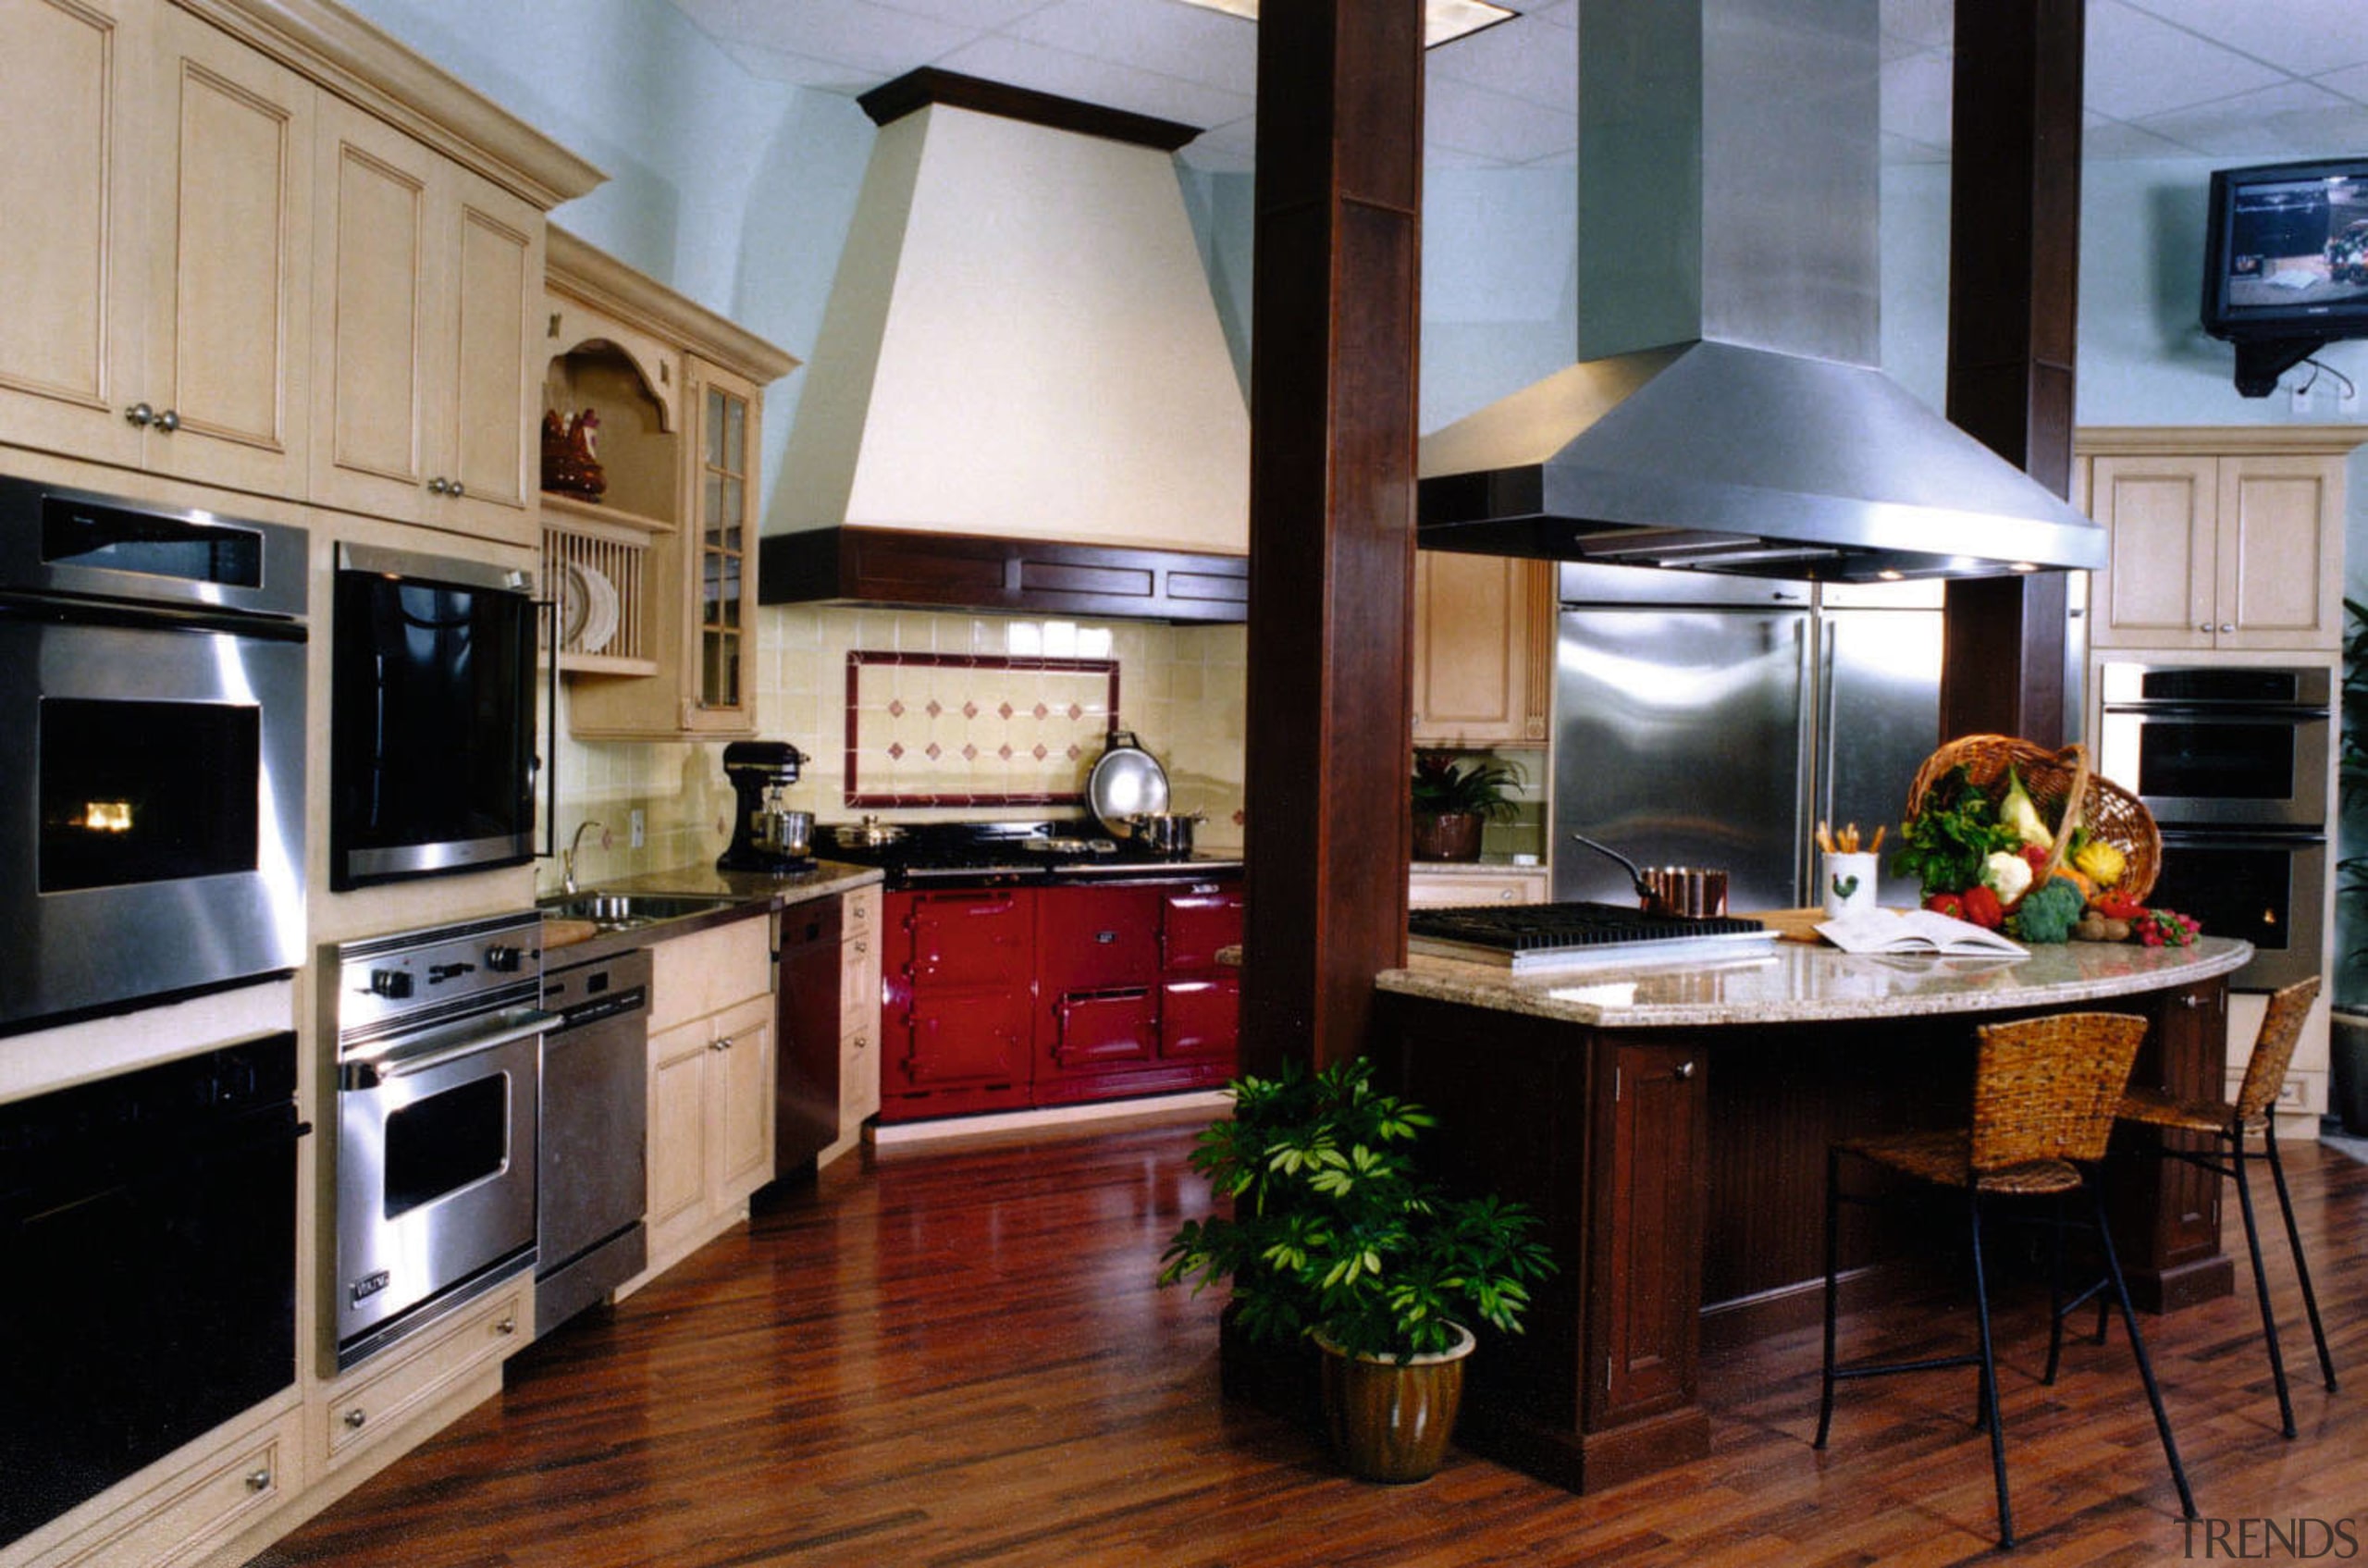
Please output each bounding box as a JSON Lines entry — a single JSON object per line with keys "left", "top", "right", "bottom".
{"left": 2085, "top": 1, "right": 2288, "bottom": 122}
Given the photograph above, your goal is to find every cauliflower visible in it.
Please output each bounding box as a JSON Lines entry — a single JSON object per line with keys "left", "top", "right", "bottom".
{"left": 1980, "top": 850, "right": 2033, "bottom": 905}
{"left": 2009, "top": 877, "right": 2088, "bottom": 945}
{"left": 2072, "top": 838, "right": 2126, "bottom": 889}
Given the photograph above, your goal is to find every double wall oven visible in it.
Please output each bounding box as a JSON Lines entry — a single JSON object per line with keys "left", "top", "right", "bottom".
{"left": 0, "top": 475, "right": 307, "bottom": 1034}
{"left": 2096, "top": 661, "right": 2331, "bottom": 990}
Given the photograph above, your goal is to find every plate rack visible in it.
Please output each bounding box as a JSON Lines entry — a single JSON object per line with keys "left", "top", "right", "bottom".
{"left": 541, "top": 493, "right": 661, "bottom": 673}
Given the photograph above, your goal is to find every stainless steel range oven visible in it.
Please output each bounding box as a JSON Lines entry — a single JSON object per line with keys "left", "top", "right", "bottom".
{"left": 328, "top": 912, "right": 549, "bottom": 1369}
{"left": 2096, "top": 661, "right": 2332, "bottom": 990}
{"left": 0, "top": 475, "right": 307, "bottom": 1035}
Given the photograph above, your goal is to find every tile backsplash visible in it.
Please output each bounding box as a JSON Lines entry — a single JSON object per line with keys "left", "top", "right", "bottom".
{"left": 543, "top": 604, "right": 1248, "bottom": 893}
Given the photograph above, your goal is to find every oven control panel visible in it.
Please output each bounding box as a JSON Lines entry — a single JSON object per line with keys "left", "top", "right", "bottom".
{"left": 328, "top": 911, "right": 546, "bottom": 1043}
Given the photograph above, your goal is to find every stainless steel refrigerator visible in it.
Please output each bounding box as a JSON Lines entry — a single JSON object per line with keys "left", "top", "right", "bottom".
{"left": 1549, "top": 563, "right": 1944, "bottom": 915}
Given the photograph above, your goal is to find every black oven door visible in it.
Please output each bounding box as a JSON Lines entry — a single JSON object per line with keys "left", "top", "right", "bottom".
{"left": 331, "top": 546, "right": 536, "bottom": 890}
{"left": 2094, "top": 663, "right": 2332, "bottom": 830}
{"left": 2150, "top": 829, "right": 2325, "bottom": 992}
{"left": 0, "top": 609, "right": 307, "bottom": 1033}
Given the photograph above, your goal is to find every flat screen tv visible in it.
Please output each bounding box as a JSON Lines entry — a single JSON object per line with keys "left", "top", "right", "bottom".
{"left": 2202, "top": 157, "right": 2368, "bottom": 341}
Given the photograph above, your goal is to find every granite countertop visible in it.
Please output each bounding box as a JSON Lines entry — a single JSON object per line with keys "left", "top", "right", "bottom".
{"left": 1372, "top": 935, "right": 2253, "bottom": 1029}
{"left": 539, "top": 859, "right": 885, "bottom": 963}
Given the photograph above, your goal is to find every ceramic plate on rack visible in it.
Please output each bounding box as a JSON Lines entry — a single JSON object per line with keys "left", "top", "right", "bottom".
{"left": 574, "top": 563, "right": 619, "bottom": 655}
{"left": 559, "top": 563, "right": 591, "bottom": 649}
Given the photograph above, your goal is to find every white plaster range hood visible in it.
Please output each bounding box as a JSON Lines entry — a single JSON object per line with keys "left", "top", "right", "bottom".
{"left": 764, "top": 71, "right": 1251, "bottom": 621}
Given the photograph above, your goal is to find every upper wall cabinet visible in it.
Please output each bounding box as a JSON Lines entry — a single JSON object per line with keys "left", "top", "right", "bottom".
{"left": 1412, "top": 552, "right": 1554, "bottom": 748}
{"left": 0, "top": 0, "right": 599, "bottom": 539}
{"left": 0, "top": 0, "right": 313, "bottom": 497}
{"left": 308, "top": 98, "right": 542, "bottom": 548}
{"left": 544, "top": 230, "right": 798, "bottom": 741}
{"left": 2080, "top": 429, "right": 2360, "bottom": 653}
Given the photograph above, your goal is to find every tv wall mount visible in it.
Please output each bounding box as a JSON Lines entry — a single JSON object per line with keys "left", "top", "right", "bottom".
{"left": 2228, "top": 335, "right": 2330, "bottom": 398}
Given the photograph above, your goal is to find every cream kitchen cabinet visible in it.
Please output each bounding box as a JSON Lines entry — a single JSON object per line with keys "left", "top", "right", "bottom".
{"left": 18, "top": 1403, "right": 302, "bottom": 1568}
{"left": 315, "top": 1277, "right": 527, "bottom": 1475}
{"left": 2081, "top": 431, "right": 2357, "bottom": 653}
{"left": 0, "top": 0, "right": 313, "bottom": 498}
{"left": 555, "top": 227, "right": 797, "bottom": 739}
{"left": 644, "top": 912, "right": 775, "bottom": 1276}
{"left": 308, "top": 94, "right": 543, "bottom": 548}
{"left": 1409, "top": 866, "right": 1551, "bottom": 907}
{"left": 1412, "top": 551, "right": 1554, "bottom": 747}
{"left": 824, "top": 884, "right": 884, "bottom": 1167}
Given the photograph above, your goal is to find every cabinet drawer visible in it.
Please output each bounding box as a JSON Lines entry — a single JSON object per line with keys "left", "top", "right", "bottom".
{"left": 648, "top": 911, "right": 771, "bottom": 1034}
{"left": 1047, "top": 987, "right": 1158, "bottom": 1071}
{"left": 842, "top": 1019, "right": 880, "bottom": 1125}
{"left": 44, "top": 1406, "right": 302, "bottom": 1568}
{"left": 1409, "top": 870, "right": 1549, "bottom": 907}
{"left": 842, "top": 933, "right": 882, "bottom": 1035}
{"left": 321, "top": 1279, "right": 527, "bottom": 1468}
{"left": 844, "top": 884, "right": 881, "bottom": 937}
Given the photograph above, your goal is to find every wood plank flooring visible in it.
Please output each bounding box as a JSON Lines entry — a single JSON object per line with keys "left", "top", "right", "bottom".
{"left": 255, "top": 1122, "right": 2368, "bottom": 1567}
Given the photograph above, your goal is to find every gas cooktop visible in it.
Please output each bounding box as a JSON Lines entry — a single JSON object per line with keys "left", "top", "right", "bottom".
{"left": 1408, "top": 901, "right": 1776, "bottom": 973}
{"left": 820, "top": 821, "right": 1240, "bottom": 887}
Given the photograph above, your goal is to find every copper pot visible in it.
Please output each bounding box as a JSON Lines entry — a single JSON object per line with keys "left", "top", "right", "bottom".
{"left": 1571, "top": 832, "right": 1728, "bottom": 918}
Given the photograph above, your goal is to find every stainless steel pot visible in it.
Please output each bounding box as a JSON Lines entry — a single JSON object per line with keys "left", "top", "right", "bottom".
{"left": 1088, "top": 731, "right": 1170, "bottom": 833}
{"left": 829, "top": 814, "right": 907, "bottom": 849}
{"left": 1571, "top": 832, "right": 1729, "bottom": 919}
{"left": 1128, "top": 810, "right": 1204, "bottom": 857}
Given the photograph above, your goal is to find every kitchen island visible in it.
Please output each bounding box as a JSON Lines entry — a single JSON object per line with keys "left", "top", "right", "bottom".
{"left": 1369, "top": 936, "right": 2251, "bottom": 1494}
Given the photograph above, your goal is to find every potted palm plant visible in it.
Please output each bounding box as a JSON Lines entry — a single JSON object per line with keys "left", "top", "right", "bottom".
{"left": 1410, "top": 750, "right": 1526, "bottom": 862}
{"left": 1158, "top": 1058, "right": 1555, "bottom": 1482}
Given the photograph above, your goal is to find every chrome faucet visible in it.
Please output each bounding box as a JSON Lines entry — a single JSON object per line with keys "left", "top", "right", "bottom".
{"left": 562, "top": 820, "right": 605, "bottom": 895}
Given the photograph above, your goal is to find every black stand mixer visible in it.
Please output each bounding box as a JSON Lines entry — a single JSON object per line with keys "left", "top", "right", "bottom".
{"left": 718, "top": 741, "right": 813, "bottom": 873}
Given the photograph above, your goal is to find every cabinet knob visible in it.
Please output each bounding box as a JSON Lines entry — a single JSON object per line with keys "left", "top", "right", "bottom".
{"left": 344, "top": 1408, "right": 367, "bottom": 1430}
{"left": 496, "top": 1315, "right": 518, "bottom": 1336}
{"left": 853, "top": 1032, "right": 870, "bottom": 1051}
{"left": 154, "top": 407, "right": 179, "bottom": 433}
{"left": 2217, "top": 623, "right": 2233, "bottom": 635}
{"left": 2199, "top": 622, "right": 2214, "bottom": 632}
{"left": 1674, "top": 1060, "right": 1696, "bottom": 1080}
{"left": 245, "top": 1467, "right": 273, "bottom": 1493}
{"left": 450, "top": 479, "right": 466, "bottom": 499}
{"left": 714, "top": 1034, "right": 734, "bottom": 1052}
{"left": 427, "top": 476, "right": 451, "bottom": 496}
{"left": 853, "top": 940, "right": 868, "bottom": 956}
{"left": 1498, "top": 889, "right": 1515, "bottom": 901}
{"left": 2179, "top": 993, "right": 2205, "bottom": 1010}
{"left": 124, "top": 401, "right": 154, "bottom": 427}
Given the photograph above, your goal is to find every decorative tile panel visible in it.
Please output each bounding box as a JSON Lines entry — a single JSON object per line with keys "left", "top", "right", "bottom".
{"left": 845, "top": 651, "right": 1120, "bottom": 808}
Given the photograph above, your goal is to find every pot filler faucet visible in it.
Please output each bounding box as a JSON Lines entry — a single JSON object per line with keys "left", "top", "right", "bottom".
{"left": 562, "top": 821, "right": 605, "bottom": 895}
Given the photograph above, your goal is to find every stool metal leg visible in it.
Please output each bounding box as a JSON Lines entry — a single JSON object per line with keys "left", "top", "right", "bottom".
{"left": 1817, "top": 1144, "right": 1843, "bottom": 1451}
{"left": 2090, "top": 1172, "right": 2199, "bottom": 1522}
{"left": 2228, "top": 1128, "right": 2299, "bottom": 1438}
{"left": 2043, "top": 1190, "right": 2067, "bottom": 1387}
{"left": 2262, "top": 1115, "right": 2337, "bottom": 1395}
{"left": 1968, "top": 1188, "right": 2013, "bottom": 1549}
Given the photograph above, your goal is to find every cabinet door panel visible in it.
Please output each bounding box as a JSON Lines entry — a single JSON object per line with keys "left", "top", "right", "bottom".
{"left": 1588, "top": 1041, "right": 1704, "bottom": 1428}
{"left": 711, "top": 994, "right": 772, "bottom": 1204}
{"left": 905, "top": 890, "right": 1032, "bottom": 988}
{"left": 896, "top": 989, "right": 1032, "bottom": 1091}
{"left": 2091, "top": 457, "right": 2215, "bottom": 649}
{"left": 2219, "top": 457, "right": 2337, "bottom": 647}
{"left": 447, "top": 170, "right": 537, "bottom": 532}
{"left": 1161, "top": 886, "right": 1243, "bottom": 971}
{"left": 1038, "top": 884, "right": 1161, "bottom": 990}
{"left": 311, "top": 100, "right": 430, "bottom": 515}
{"left": 646, "top": 1023, "right": 709, "bottom": 1233}
{"left": 1412, "top": 553, "right": 1550, "bottom": 746}
{"left": 1159, "top": 976, "right": 1238, "bottom": 1064}
{"left": 147, "top": 6, "right": 309, "bottom": 492}
{"left": 1046, "top": 988, "right": 1157, "bottom": 1071}
{"left": 0, "top": 0, "right": 143, "bottom": 466}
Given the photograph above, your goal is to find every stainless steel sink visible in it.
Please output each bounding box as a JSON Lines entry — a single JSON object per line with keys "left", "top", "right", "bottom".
{"left": 539, "top": 893, "right": 743, "bottom": 932}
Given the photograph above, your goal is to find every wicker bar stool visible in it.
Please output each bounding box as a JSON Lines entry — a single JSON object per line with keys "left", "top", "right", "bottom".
{"left": 1815, "top": 1011, "right": 2197, "bottom": 1549}
{"left": 2111, "top": 976, "right": 2334, "bottom": 1438}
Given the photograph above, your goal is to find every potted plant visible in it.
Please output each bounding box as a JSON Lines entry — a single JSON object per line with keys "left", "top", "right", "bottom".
{"left": 1158, "top": 1058, "right": 1556, "bottom": 1482}
{"left": 1410, "top": 750, "right": 1526, "bottom": 863}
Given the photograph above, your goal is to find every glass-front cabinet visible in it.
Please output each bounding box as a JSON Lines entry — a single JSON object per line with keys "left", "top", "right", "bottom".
{"left": 548, "top": 227, "right": 796, "bottom": 741}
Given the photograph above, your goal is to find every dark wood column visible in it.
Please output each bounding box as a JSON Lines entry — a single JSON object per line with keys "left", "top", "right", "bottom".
{"left": 1237, "top": 3, "right": 1426, "bottom": 1075}
{"left": 1939, "top": 0, "right": 2084, "bottom": 745}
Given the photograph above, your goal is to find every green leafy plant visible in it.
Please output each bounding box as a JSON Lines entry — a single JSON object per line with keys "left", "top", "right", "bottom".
{"left": 1411, "top": 750, "right": 1526, "bottom": 821}
{"left": 1157, "top": 1058, "right": 1556, "bottom": 1362}
{"left": 2337, "top": 597, "right": 2368, "bottom": 1005}
{"left": 1891, "top": 763, "right": 2021, "bottom": 896}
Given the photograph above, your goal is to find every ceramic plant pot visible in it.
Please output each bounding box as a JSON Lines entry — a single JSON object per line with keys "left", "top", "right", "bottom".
{"left": 1316, "top": 1324, "right": 1474, "bottom": 1483}
{"left": 1411, "top": 811, "right": 1485, "bottom": 862}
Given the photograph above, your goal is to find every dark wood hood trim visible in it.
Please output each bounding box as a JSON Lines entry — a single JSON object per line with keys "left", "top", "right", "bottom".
{"left": 856, "top": 68, "right": 1201, "bottom": 152}
{"left": 758, "top": 526, "right": 1247, "bottom": 623}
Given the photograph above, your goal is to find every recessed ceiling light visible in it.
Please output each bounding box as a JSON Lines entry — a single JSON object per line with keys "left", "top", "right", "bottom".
{"left": 1172, "top": 0, "right": 1518, "bottom": 50}
{"left": 2008, "top": 562, "right": 2040, "bottom": 573}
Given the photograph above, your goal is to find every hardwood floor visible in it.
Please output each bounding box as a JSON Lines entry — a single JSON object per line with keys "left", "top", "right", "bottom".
{"left": 258, "top": 1122, "right": 2368, "bottom": 1567}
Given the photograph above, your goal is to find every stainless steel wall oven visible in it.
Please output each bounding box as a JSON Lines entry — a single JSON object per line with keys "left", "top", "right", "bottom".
{"left": 2096, "top": 661, "right": 2333, "bottom": 990}
{"left": 329, "top": 912, "right": 549, "bottom": 1369}
{"left": 0, "top": 475, "right": 307, "bottom": 1035}
{"left": 330, "top": 543, "right": 540, "bottom": 890}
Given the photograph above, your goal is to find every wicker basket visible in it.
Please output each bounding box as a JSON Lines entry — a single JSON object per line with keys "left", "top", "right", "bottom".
{"left": 1903, "top": 735, "right": 2160, "bottom": 906}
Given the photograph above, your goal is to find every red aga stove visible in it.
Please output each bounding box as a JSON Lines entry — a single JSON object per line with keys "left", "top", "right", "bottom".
{"left": 821, "top": 822, "right": 1243, "bottom": 1122}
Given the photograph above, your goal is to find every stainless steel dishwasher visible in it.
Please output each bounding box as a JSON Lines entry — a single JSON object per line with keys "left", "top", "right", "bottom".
{"left": 535, "top": 945, "right": 650, "bottom": 1338}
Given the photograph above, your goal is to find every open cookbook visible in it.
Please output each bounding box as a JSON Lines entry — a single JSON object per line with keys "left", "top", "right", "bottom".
{"left": 1816, "top": 907, "right": 2029, "bottom": 958}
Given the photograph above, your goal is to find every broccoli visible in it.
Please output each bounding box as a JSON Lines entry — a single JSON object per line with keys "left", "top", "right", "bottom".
{"left": 2008, "top": 876, "right": 2087, "bottom": 945}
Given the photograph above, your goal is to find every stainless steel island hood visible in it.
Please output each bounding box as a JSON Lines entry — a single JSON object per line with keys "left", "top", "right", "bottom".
{"left": 1417, "top": 0, "right": 2105, "bottom": 584}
